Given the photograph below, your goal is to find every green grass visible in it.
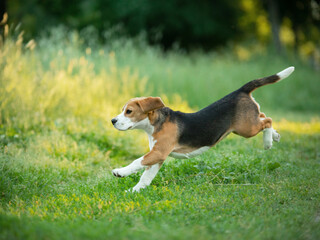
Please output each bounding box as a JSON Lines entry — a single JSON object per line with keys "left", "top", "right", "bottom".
{"left": 1, "top": 130, "right": 320, "bottom": 239}
{"left": 1, "top": 27, "right": 320, "bottom": 239}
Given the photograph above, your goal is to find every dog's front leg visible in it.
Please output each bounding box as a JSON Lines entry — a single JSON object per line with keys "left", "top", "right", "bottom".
{"left": 112, "top": 157, "right": 145, "bottom": 178}
{"left": 113, "top": 136, "right": 175, "bottom": 191}
{"left": 131, "top": 163, "right": 162, "bottom": 192}
{"left": 129, "top": 143, "right": 173, "bottom": 192}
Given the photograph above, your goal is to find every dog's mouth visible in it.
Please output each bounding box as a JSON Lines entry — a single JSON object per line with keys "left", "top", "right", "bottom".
{"left": 113, "top": 125, "right": 133, "bottom": 131}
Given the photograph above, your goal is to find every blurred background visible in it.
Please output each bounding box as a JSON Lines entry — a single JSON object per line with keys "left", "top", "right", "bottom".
{"left": 0, "top": 0, "right": 319, "bottom": 145}
{"left": 2, "top": 0, "right": 320, "bottom": 59}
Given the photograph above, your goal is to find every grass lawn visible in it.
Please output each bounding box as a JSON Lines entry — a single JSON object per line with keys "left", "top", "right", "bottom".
{"left": 1, "top": 28, "right": 320, "bottom": 239}
{"left": 1, "top": 124, "right": 320, "bottom": 240}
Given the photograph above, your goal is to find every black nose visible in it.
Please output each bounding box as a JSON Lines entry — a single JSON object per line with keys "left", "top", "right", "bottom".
{"left": 111, "top": 118, "right": 117, "bottom": 125}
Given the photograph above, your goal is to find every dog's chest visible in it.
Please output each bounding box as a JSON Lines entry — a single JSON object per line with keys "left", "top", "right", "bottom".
{"left": 169, "top": 146, "right": 210, "bottom": 159}
{"left": 148, "top": 134, "right": 157, "bottom": 150}
{"left": 147, "top": 132, "right": 209, "bottom": 159}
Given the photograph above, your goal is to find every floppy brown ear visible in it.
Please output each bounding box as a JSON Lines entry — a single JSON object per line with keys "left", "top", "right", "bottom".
{"left": 137, "top": 97, "right": 165, "bottom": 113}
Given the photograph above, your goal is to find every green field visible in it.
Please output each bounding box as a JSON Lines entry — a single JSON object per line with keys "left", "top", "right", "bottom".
{"left": 1, "top": 29, "right": 320, "bottom": 239}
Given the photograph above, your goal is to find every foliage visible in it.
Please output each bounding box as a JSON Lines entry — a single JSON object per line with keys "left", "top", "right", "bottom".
{"left": 4, "top": 0, "right": 320, "bottom": 58}
{"left": 269, "top": 0, "right": 320, "bottom": 47}
{"left": 6, "top": 0, "right": 242, "bottom": 49}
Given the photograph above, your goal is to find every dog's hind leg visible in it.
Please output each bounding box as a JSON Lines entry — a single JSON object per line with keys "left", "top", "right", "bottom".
{"left": 261, "top": 116, "right": 282, "bottom": 149}
{"left": 263, "top": 127, "right": 273, "bottom": 150}
{"left": 272, "top": 129, "right": 281, "bottom": 142}
{"left": 232, "top": 111, "right": 276, "bottom": 150}
{"left": 263, "top": 127, "right": 280, "bottom": 149}
{"left": 260, "top": 113, "right": 280, "bottom": 139}
{"left": 259, "top": 113, "right": 280, "bottom": 148}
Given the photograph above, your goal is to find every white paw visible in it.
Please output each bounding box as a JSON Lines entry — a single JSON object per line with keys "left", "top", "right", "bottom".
{"left": 131, "top": 183, "right": 147, "bottom": 193}
{"left": 272, "top": 130, "right": 281, "bottom": 142}
{"left": 131, "top": 186, "right": 141, "bottom": 193}
{"left": 264, "top": 140, "right": 273, "bottom": 150}
{"left": 112, "top": 168, "right": 128, "bottom": 178}
{"left": 124, "top": 187, "right": 140, "bottom": 193}
{"left": 263, "top": 128, "right": 273, "bottom": 150}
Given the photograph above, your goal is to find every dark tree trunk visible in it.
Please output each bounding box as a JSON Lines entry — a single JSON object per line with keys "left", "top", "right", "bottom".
{"left": 0, "top": 0, "right": 6, "bottom": 20}
{"left": 267, "top": 0, "right": 283, "bottom": 54}
{"left": 292, "top": 24, "right": 299, "bottom": 55}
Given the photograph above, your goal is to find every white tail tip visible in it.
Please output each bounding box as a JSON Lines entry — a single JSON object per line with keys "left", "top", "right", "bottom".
{"left": 277, "top": 66, "right": 295, "bottom": 80}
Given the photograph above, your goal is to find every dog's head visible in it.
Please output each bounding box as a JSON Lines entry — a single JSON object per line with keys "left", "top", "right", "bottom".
{"left": 111, "top": 97, "right": 165, "bottom": 131}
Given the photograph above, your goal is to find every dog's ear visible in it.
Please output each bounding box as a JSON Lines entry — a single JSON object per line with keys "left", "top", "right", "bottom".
{"left": 137, "top": 97, "right": 165, "bottom": 113}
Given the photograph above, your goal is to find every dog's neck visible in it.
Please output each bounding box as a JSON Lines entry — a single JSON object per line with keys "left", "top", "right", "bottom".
{"left": 143, "top": 119, "right": 154, "bottom": 136}
{"left": 133, "top": 117, "right": 154, "bottom": 135}
{"left": 134, "top": 117, "right": 155, "bottom": 150}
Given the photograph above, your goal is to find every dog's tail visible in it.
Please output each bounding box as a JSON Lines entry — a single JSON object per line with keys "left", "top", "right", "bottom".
{"left": 239, "top": 66, "right": 295, "bottom": 94}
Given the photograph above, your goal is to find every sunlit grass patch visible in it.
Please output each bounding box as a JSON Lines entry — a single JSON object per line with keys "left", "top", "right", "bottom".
{"left": 273, "top": 118, "right": 320, "bottom": 134}
{"left": 0, "top": 27, "right": 192, "bottom": 163}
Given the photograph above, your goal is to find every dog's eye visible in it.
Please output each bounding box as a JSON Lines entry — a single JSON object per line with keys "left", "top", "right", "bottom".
{"left": 126, "top": 109, "right": 132, "bottom": 114}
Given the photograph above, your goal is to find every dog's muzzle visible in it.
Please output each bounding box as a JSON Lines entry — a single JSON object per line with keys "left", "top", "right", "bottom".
{"left": 111, "top": 118, "right": 117, "bottom": 125}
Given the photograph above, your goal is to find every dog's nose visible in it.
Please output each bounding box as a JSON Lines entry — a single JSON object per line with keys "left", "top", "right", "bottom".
{"left": 111, "top": 118, "right": 117, "bottom": 125}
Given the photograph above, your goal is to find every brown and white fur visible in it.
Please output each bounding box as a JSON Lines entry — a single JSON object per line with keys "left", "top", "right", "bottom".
{"left": 111, "top": 67, "right": 295, "bottom": 192}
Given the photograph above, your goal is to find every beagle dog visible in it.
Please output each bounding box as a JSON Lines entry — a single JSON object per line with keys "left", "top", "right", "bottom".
{"left": 111, "top": 67, "right": 295, "bottom": 192}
